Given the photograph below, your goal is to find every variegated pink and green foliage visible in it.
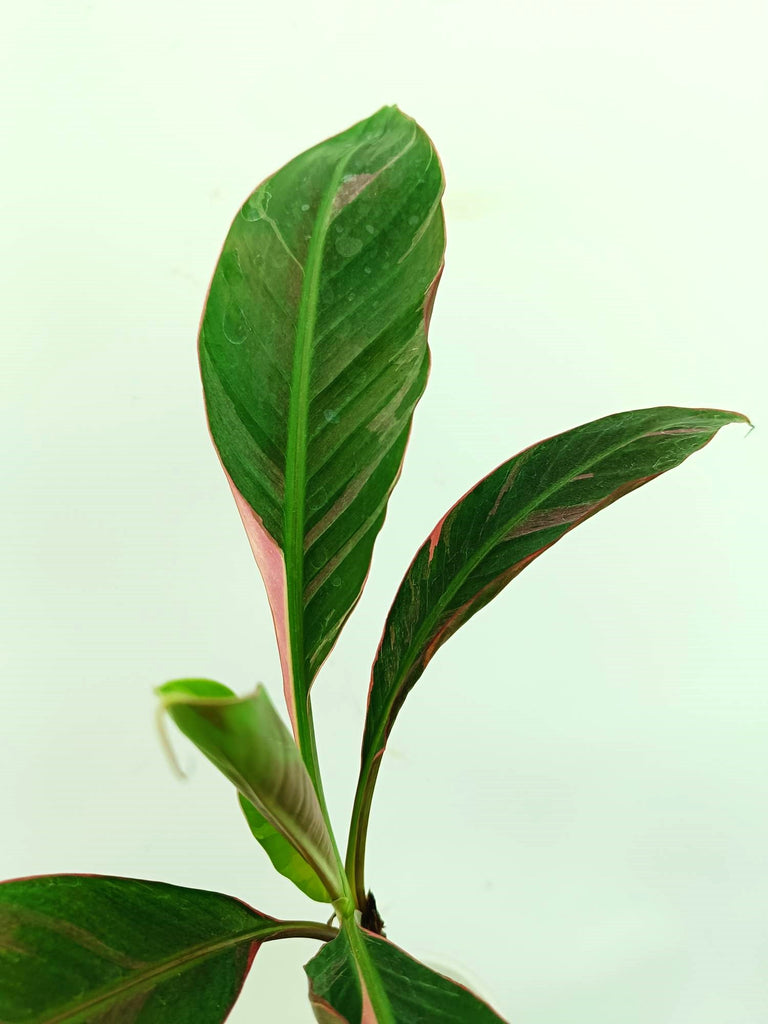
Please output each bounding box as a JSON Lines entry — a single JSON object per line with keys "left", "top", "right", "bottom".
{"left": 346, "top": 406, "right": 748, "bottom": 901}
{"left": 199, "top": 105, "right": 445, "bottom": 772}
{"left": 0, "top": 875, "right": 333, "bottom": 1023}
{"left": 305, "top": 922, "right": 506, "bottom": 1024}
{"left": 0, "top": 106, "right": 748, "bottom": 1024}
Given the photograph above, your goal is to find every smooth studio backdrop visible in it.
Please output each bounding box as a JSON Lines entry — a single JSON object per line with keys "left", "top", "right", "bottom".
{"left": 2, "top": 1, "right": 766, "bottom": 1020}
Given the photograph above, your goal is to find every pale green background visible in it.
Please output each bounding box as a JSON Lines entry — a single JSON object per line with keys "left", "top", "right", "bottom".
{"left": 2, "top": 1, "right": 766, "bottom": 1020}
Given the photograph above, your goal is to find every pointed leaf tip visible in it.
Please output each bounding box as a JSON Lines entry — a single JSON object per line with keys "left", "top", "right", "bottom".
{"left": 346, "top": 404, "right": 747, "bottom": 902}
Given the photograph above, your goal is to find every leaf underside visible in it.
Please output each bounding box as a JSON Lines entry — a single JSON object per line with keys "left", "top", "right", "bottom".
{"left": 239, "top": 793, "right": 330, "bottom": 902}
{"left": 157, "top": 679, "right": 339, "bottom": 900}
{"left": 0, "top": 875, "right": 281, "bottom": 1024}
{"left": 347, "top": 405, "right": 747, "bottom": 897}
{"left": 199, "top": 105, "right": 445, "bottom": 745}
{"left": 305, "top": 923, "right": 507, "bottom": 1023}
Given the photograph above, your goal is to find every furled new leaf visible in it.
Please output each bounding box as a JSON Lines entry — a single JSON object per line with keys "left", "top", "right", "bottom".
{"left": 347, "top": 405, "right": 747, "bottom": 900}
{"left": 199, "top": 105, "right": 445, "bottom": 767}
{"left": 0, "top": 874, "right": 323, "bottom": 1023}
{"left": 239, "top": 793, "right": 330, "bottom": 903}
{"left": 305, "top": 921, "right": 507, "bottom": 1023}
{"left": 157, "top": 679, "right": 341, "bottom": 900}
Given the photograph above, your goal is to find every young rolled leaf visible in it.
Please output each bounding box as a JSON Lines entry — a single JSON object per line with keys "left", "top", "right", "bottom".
{"left": 238, "top": 793, "right": 330, "bottom": 903}
{"left": 199, "top": 105, "right": 445, "bottom": 768}
{"left": 305, "top": 921, "right": 507, "bottom": 1023}
{"left": 346, "top": 405, "right": 748, "bottom": 900}
{"left": 157, "top": 679, "right": 342, "bottom": 900}
{"left": 0, "top": 874, "right": 332, "bottom": 1023}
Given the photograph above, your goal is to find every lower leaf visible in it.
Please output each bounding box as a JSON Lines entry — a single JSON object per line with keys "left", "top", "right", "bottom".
{"left": 305, "top": 922, "right": 507, "bottom": 1023}
{"left": 0, "top": 874, "right": 326, "bottom": 1023}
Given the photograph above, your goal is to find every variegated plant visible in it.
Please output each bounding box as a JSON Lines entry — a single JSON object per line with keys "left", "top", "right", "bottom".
{"left": 0, "top": 107, "right": 747, "bottom": 1023}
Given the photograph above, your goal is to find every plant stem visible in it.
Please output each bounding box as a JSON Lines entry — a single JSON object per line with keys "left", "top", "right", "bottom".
{"left": 344, "top": 751, "right": 381, "bottom": 909}
{"left": 269, "top": 920, "right": 339, "bottom": 944}
{"left": 301, "top": 690, "right": 364, "bottom": 912}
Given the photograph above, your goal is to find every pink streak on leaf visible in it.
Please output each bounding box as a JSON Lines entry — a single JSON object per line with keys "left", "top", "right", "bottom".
{"left": 225, "top": 473, "right": 297, "bottom": 740}
{"left": 423, "top": 263, "right": 444, "bottom": 331}
{"left": 309, "top": 995, "right": 350, "bottom": 1023}
{"left": 360, "top": 983, "right": 378, "bottom": 1024}
{"left": 427, "top": 512, "right": 447, "bottom": 563}
{"left": 354, "top": 956, "right": 379, "bottom": 1024}
{"left": 221, "top": 938, "right": 264, "bottom": 1023}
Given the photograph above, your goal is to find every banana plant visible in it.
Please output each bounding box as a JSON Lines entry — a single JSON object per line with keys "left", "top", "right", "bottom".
{"left": 0, "top": 106, "right": 747, "bottom": 1023}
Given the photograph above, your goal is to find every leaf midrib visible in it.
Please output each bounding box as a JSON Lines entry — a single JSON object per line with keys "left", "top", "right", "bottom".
{"left": 31, "top": 922, "right": 285, "bottom": 1024}
{"left": 283, "top": 136, "right": 364, "bottom": 736}
{"left": 343, "top": 923, "right": 396, "bottom": 1024}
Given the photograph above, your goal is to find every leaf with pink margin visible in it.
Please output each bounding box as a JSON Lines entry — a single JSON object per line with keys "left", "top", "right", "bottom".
{"left": 0, "top": 874, "right": 310, "bottom": 1023}
{"left": 346, "top": 405, "right": 748, "bottom": 901}
{"left": 198, "top": 106, "right": 445, "bottom": 763}
{"left": 305, "top": 922, "right": 507, "bottom": 1023}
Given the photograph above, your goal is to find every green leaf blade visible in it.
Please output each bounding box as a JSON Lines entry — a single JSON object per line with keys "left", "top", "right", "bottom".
{"left": 0, "top": 875, "right": 283, "bottom": 1023}
{"left": 238, "top": 794, "right": 330, "bottom": 903}
{"left": 199, "top": 106, "right": 446, "bottom": 756}
{"left": 157, "top": 680, "right": 341, "bottom": 901}
{"left": 347, "top": 406, "right": 747, "bottom": 898}
{"left": 305, "top": 923, "right": 507, "bottom": 1023}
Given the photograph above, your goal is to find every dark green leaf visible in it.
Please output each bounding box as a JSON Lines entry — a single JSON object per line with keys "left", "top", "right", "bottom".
{"left": 305, "top": 922, "right": 507, "bottom": 1023}
{"left": 157, "top": 679, "right": 341, "bottom": 900}
{"left": 198, "top": 105, "right": 445, "bottom": 765}
{"left": 0, "top": 874, "right": 320, "bottom": 1023}
{"left": 347, "top": 405, "right": 748, "bottom": 899}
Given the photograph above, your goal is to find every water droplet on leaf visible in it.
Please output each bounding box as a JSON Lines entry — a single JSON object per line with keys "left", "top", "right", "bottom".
{"left": 222, "top": 306, "right": 251, "bottom": 345}
{"left": 336, "top": 235, "right": 363, "bottom": 258}
{"left": 241, "top": 197, "right": 262, "bottom": 222}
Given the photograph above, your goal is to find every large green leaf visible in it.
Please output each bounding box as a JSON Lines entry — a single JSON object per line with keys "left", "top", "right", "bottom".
{"left": 0, "top": 874, "right": 332, "bottom": 1023}
{"left": 305, "top": 922, "right": 506, "bottom": 1023}
{"left": 199, "top": 105, "right": 445, "bottom": 766}
{"left": 157, "top": 679, "right": 341, "bottom": 901}
{"left": 346, "top": 405, "right": 747, "bottom": 899}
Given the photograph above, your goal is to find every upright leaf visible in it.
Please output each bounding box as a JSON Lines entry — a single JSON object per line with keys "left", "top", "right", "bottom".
{"left": 157, "top": 679, "right": 341, "bottom": 900}
{"left": 199, "top": 105, "right": 445, "bottom": 763}
{"left": 347, "top": 406, "right": 747, "bottom": 899}
{"left": 0, "top": 874, "right": 329, "bottom": 1023}
{"left": 305, "top": 922, "right": 507, "bottom": 1023}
